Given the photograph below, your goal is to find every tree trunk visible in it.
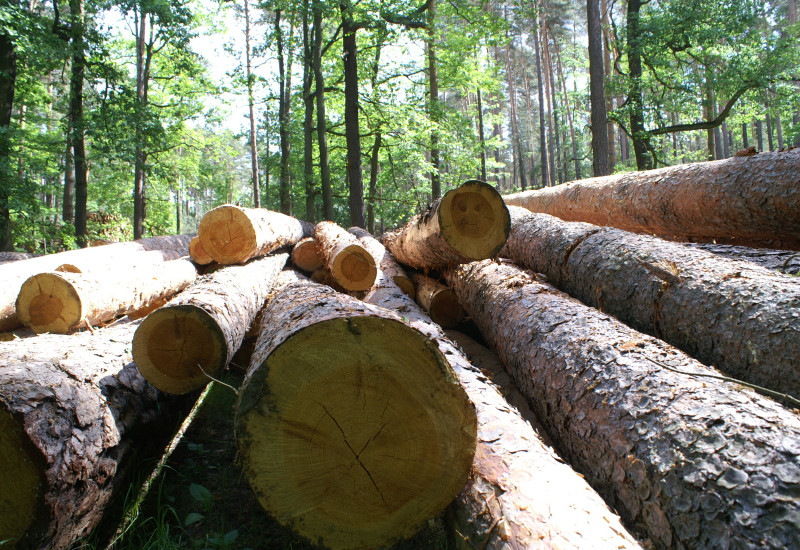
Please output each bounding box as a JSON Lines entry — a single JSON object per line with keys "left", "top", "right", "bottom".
{"left": 63, "top": 112, "right": 75, "bottom": 224}
{"left": 312, "top": 5, "right": 333, "bottom": 221}
{"left": 383, "top": 180, "right": 510, "bottom": 270}
{"left": 742, "top": 122, "right": 749, "bottom": 149}
{"left": 503, "top": 150, "right": 800, "bottom": 248}
{"left": 476, "top": 88, "right": 487, "bottom": 181}
{"left": 197, "top": 204, "right": 313, "bottom": 265}
{"left": 540, "top": 25, "right": 558, "bottom": 184}
{"left": 189, "top": 235, "right": 213, "bottom": 266}
{"left": 301, "top": 0, "right": 315, "bottom": 222}
{"left": 503, "top": 205, "right": 800, "bottom": 399}
{"left": 427, "top": 1, "right": 441, "bottom": 201}
{"left": 244, "top": 0, "right": 260, "bottom": 207}
{"left": 132, "top": 253, "right": 287, "bottom": 394}
{"left": 133, "top": 8, "right": 148, "bottom": 240}
{"left": 505, "top": 48, "right": 527, "bottom": 191}
{"left": 275, "top": 10, "right": 292, "bottom": 215}
{"left": 553, "top": 39, "right": 580, "bottom": 180}
{"left": 16, "top": 259, "right": 197, "bottom": 334}
{"left": 626, "top": 0, "right": 653, "bottom": 170}
{"left": 602, "top": 0, "right": 616, "bottom": 171}
{"left": 340, "top": 4, "right": 365, "bottom": 228}
{"left": 588, "top": 0, "right": 611, "bottom": 176}
{"left": 235, "top": 270, "right": 476, "bottom": 549}
{"left": 347, "top": 226, "right": 414, "bottom": 299}
{"left": 445, "top": 259, "right": 800, "bottom": 549}
{"left": 0, "top": 251, "right": 40, "bottom": 263}
{"left": 533, "top": 26, "right": 550, "bottom": 187}
{"left": 0, "top": 0, "right": 16, "bottom": 252}
{"left": 314, "top": 221, "right": 377, "bottom": 291}
{"left": 0, "top": 321, "right": 196, "bottom": 549}
{"left": 684, "top": 242, "right": 800, "bottom": 276}
{"left": 409, "top": 272, "right": 463, "bottom": 328}
{"left": 290, "top": 236, "right": 323, "bottom": 272}
{"left": 755, "top": 118, "right": 763, "bottom": 151}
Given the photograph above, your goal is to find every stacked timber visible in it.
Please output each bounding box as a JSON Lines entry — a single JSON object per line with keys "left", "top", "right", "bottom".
{"left": 348, "top": 226, "right": 415, "bottom": 298}
{"left": 445, "top": 259, "right": 800, "bottom": 548}
{"left": 410, "top": 272, "right": 464, "bottom": 328}
{"left": 289, "top": 236, "right": 323, "bottom": 272}
{"left": 684, "top": 242, "right": 800, "bottom": 275}
{"left": 0, "top": 321, "right": 196, "bottom": 549}
{"left": 189, "top": 235, "right": 214, "bottom": 266}
{"left": 315, "top": 221, "right": 378, "bottom": 291}
{"left": 235, "top": 270, "right": 477, "bottom": 549}
{"left": 503, "top": 149, "right": 800, "bottom": 249}
{"left": 502, "top": 206, "right": 800, "bottom": 400}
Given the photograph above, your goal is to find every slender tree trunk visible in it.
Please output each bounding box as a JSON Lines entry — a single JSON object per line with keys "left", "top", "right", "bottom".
{"left": 366, "top": 26, "right": 386, "bottom": 234}
{"left": 755, "top": 118, "right": 763, "bottom": 151}
{"left": 70, "top": 0, "right": 88, "bottom": 246}
{"left": 601, "top": 0, "right": 616, "bottom": 171}
{"left": 340, "top": 4, "right": 365, "bottom": 228}
{"left": 553, "top": 40, "right": 580, "bottom": 180}
{"left": 133, "top": 8, "right": 148, "bottom": 240}
{"left": 721, "top": 119, "right": 730, "bottom": 158}
{"left": 476, "top": 88, "right": 487, "bottom": 181}
{"left": 533, "top": 25, "right": 550, "bottom": 187}
{"left": 776, "top": 111, "right": 784, "bottom": 150}
{"left": 63, "top": 112, "right": 75, "bottom": 224}
{"left": 302, "top": 0, "right": 315, "bottom": 222}
{"left": 428, "top": 1, "right": 441, "bottom": 201}
{"left": 275, "top": 10, "right": 292, "bottom": 215}
{"left": 312, "top": 4, "right": 332, "bottom": 220}
{"left": 506, "top": 48, "right": 527, "bottom": 190}
{"left": 540, "top": 25, "right": 557, "bottom": 184}
{"left": 626, "top": 0, "right": 652, "bottom": 170}
{"left": 244, "top": 0, "right": 260, "bottom": 207}
{"left": 742, "top": 122, "right": 749, "bottom": 149}
{"left": 0, "top": 5, "right": 13, "bottom": 251}
{"left": 765, "top": 100, "right": 774, "bottom": 151}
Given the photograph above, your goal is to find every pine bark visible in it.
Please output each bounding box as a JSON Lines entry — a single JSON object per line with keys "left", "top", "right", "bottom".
{"left": 684, "top": 242, "right": 800, "bottom": 276}
{"left": 235, "top": 270, "right": 476, "bottom": 549}
{"left": 132, "top": 253, "right": 288, "bottom": 394}
{"left": 588, "top": 0, "right": 611, "bottom": 176}
{"left": 314, "top": 221, "right": 377, "bottom": 291}
{"left": 445, "top": 259, "right": 800, "bottom": 549}
{"left": 383, "top": 180, "right": 510, "bottom": 271}
{"left": 0, "top": 252, "right": 40, "bottom": 263}
{"left": 503, "top": 206, "right": 800, "bottom": 399}
{"left": 0, "top": 321, "right": 196, "bottom": 549}
{"left": 503, "top": 150, "right": 800, "bottom": 249}
{"left": 347, "top": 226, "right": 414, "bottom": 299}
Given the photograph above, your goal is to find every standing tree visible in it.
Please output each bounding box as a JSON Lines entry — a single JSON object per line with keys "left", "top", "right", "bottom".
{"left": 587, "top": 0, "right": 610, "bottom": 176}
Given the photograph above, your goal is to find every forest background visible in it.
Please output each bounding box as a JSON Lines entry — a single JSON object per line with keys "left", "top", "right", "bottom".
{"left": 1, "top": 0, "right": 798, "bottom": 252}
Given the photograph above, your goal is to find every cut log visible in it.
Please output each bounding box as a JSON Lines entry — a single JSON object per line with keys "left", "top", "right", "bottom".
{"left": 410, "top": 272, "right": 464, "bottom": 328}
{"left": 445, "top": 259, "right": 800, "bottom": 549}
{"left": 15, "top": 259, "right": 198, "bottom": 334}
{"left": 383, "top": 180, "right": 511, "bottom": 271}
{"left": 0, "top": 321, "right": 196, "bottom": 550}
{"left": 289, "top": 236, "right": 323, "bottom": 272}
{"left": 358, "top": 266, "right": 641, "bottom": 549}
{"left": 132, "top": 253, "right": 288, "bottom": 395}
{"left": 235, "top": 270, "right": 477, "bottom": 549}
{"left": 189, "top": 236, "right": 214, "bottom": 266}
{"left": 0, "top": 234, "right": 193, "bottom": 332}
{"left": 347, "top": 226, "right": 415, "bottom": 299}
{"left": 197, "top": 204, "right": 313, "bottom": 265}
{"left": 309, "top": 267, "right": 347, "bottom": 293}
{"left": 0, "top": 252, "right": 41, "bottom": 263}
{"left": 55, "top": 249, "right": 187, "bottom": 274}
{"left": 502, "top": 206, "right": 800, "bottom": 399}
{"left": 314, "top": 221, "right": 378, "bottom": 291}
{"left": 503, "top": 150, "right": 800, "bottom": 249}
{"left": 683, "top": 242, "right": 800, "bottom": 275}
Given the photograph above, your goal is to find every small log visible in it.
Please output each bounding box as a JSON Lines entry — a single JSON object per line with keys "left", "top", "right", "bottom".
{"left": 503, "top": 150, "right": 800, "bottom": 249}
{"left": 235, "top": 270, "right": 477, "bottom": 549}
{"left": 132, "top": 253, "right": 288, "bottom": 394}
{"left": 410, "top": 272, "right": 464, "bottom": 328}
{"left": 290, "top": 236, "right": 323, "bottom": 272}
{"left": 358, "top": 266, "right": 641, "bottom": 549}
{"left": 0, "top": 234, "right": 193, "bottom": 332}
{"left": 309, "top": 267, "right": 347, "bottom": 293}
{"left": 315, "top": 221, "right": 378, "bottom": 291}
{"left": 684, "top": 242, "right": 800, "bottom": 275}
{"left": 383, "top": 180, "right": 511, "bottom": 271}
{"left": 197, "top": 204, "right": 312, "bottom": 265}
{"left": 348, "top": 226, "right": 415, "bottom": 299}
{"left": 503, "top": 206, "right": 800, "bottom": 399}
{"left": 189, "top": 236, "right": 214, "bottom": 266}
{"left": 0, "top": 321, "right": 196, "bottom": 550}
{"left": 445, "top": 259, "right": 800, "bottom": 549}
{"left": 15, "top": 259, "right": 198, "bottom": 334}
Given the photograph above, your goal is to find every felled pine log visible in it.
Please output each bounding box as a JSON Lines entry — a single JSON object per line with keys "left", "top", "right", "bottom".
{"left": 445, "top": 259, "right": 800, "bottom": 549}
{"left": 132, "top": 253, "right": 288, "bottom": 394}
{"left": 0, "top": 251, "right": 41, "bottom": 263}
{"left": 289, "top": 236, "right": 323, "bottom": 272}
{"left": 198, "top": 204, "right": 313, "bottom": 265}
{"left": 503, "top": 150, "right": 800, "bottom": 249}
{"left": 189, "top": 236, "right": 214, "bottom": 266}
{"left": 503, "top": 206, "right": 800, "bottom": 400}
{"left": 0, "top": 234, "right": 193, "bottom": 332}
{"left": 235, "top": 270, "right": 477, "bottom": 549}
{"left": 684, "top": 242, "right": 800, "bottom": 276}
{"left": 15, "top": 259, "right": 198, "bottom": 334}
{"left": 315, "top": 221, "right": 377, "bottom": 291}
{"left": 348, "top": 226, "right": 415, "bottom": 299}
{"left": 383, "top": 180, "right": 511, "bottom": 271}
{"left": 410, "top": 272, "right": 464, "bottom": 328}
{"left": 356, "top": 256, "right": 642, "bottom": 549}
{"left": 0, "top": 321, "right": 196, "bottom": 550}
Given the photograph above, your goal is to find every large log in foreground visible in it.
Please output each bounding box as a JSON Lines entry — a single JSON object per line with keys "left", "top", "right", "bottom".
{"left": 503, "top": 150, "right": 800, "bottom": 249}
{"left": 445, "top": 260, "right": 800, "bottom": 549}
{"left": 235, "top": 271, "right": 477, "bottom": 549}
{"left": 357, "top": 261, "right": 641, "bottom": 549}
{"left": 0, "top": 234, "right": 193, "bottom": 332}
{"left": 132, "top": 253, "right": 288, "bottom": 394}
{"left": 384, "top": 180, "right": 511, "bottom": 271}
{"left": 0, "top": 321, "right": 195, "bottom": 549}
{"left": 198, "top": 204, "right": 313, "bottom": 265}
{"left": 502, "top": 206, "right": 800, "bottom": 399}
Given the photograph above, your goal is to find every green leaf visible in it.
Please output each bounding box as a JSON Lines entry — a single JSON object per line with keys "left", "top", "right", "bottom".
{"left": 189, "top": 483, "right": 212, "bottom": 505}
{"left": 223, "top": 529, "right": 239, "bottom": 544}
{"left": 184, "top": 512, "right": 204, "bottom": 526}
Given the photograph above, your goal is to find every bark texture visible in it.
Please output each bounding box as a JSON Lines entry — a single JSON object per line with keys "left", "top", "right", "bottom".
{"left": 16, "top": 259, "right": 197, "bottom": 334}
{"left": 0, "top": 234, "right": 192, "bottom": 331}
{"left": 0, "top": 252, "right": 40, "bottom": 263}
{"left": 684, "top": 242, "right": 800, "bottom": 276}
{"left": 502, "top": 206, "right": 800, "bottom": 400}
{"left": 347, "top": 226, "right": 414, "bottom": 299}
{"left": 314, "top": 221, "right": 377, "bottom": 291}
{"left": 132, "top": 253, "right": 288, "bottom": 394}
{"left": 289, "top": 236, "right": 323, "bottom": 272}
{"left": 0, "top": 321, "right": 195, "bottom": 549}
{"left": 383, "top": 180, "right": 510, "bottom": 271}
{"left": 503, "top": 150, "right": 800, "bottom": 249}
{"left": 445, "top": 259, "right": 800, "bottom": 549}
{"left": 359, "top": 274, "right": 641, "bottom": 549}
{"left": 410, "top": 272, "right": 464, "bottom": 329}
{"left": 198, "top": 205, "right": 313, "bottom": 265}
{"left": 236, "top": 270, "right": 476, "bottom": 549}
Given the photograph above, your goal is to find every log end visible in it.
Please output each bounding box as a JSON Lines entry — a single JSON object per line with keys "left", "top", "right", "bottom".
{"left": 439, "top": 180, "right": 510, "bottom": 260}
{"left": 132, "top": 305, "right": 227, "bottom": 394}
{"left": 16, "top": 272, "right": 83, "bottom": 334}
{"left": 331, "top": 244, "right": 378, "bottom": 291}
{"left": 290, "top": 237, "right": 323, "bottom": 272}
{"left": 428, "top": 289, "right": 464, "bottom": 329}
{"left": 392, "top": 275, "right": 416, "bottom": 300}
{"left": 0, "top": 408, "right": 42, "bottom": 546}
{"left": 236, "top": 316, "right": 477, "bottom": 549}
{"left": 189, "top": 236, "right": 214, "bottom": 266}
{"left": 198, "top": 205, "right": 257, "bottom": 265}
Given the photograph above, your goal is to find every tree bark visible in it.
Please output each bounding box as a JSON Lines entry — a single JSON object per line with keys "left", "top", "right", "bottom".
{"left": 63, "top": 112, "right": 75, "bottom": 224}
{"left": 503, "top": 150, "right": 800, "bottom": 248}
{"left": 533, "top": 26, "right": 550, "bottom": 187}
{"left": 503, "top": 205, "right": 800, "bottom": 399}
{"left": 427, "top": 0, "right": 441, "bottom": 201}
{"left": 683, "top": 242, "right": 800, "bottom": 276}
{"left": 312, "top": 4, "right": 333, "bottom": 221}
{"left": 314, "top": 221, "right": 377, "bottom": 291}
{"left": 133, "top": 8, "right": 148, "bottom": 240}
{"left": 409, "top": 272, "right": 463, "bottom": 328}
{"left": 383, "top": 180, "right": 510, "bottom": 270}
{"left": 588, "top": 0, "right": 611, "bottom": 176}
{"left": 132, "top": 253, "right": 288, "bottom": 394}
{"left": 0, "top": 251, "right": 40, "bottom": 263}
{"left": 235, "top": 270, "right": 476, "bottom": 549}
{"left": 0, "top": 0, "right": 16, "bottom": 252}
{"left": 445, "top": 259, "right": 800, "bottom": 549}
{"left": 301, "top": 0, "right": 316, "bottom": 223}
{"left": 244, "top": 0, "right": 260, "bottom": 208}
{"left": 626, "top": 0, "right": 653, "bottom": 170}
{"left": 290, "top": 236, "right": 323, "bottom": 272}
{"left": 340, "top": 4, "right": 366, "bottom": 228}
{"left": 275, "top": 10, "right": 292, "bottom": 215}
{"left": 0, "top": 321, "right": 196, "bottom": 549}
{"left": 476, "top": 88, "right": 487, "bottom": 181}
{"left": 347, "top": 226, "right": 414, "bottom": 298}
{"left": 197, "top": 204, "right": 313, "bottom": 265}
